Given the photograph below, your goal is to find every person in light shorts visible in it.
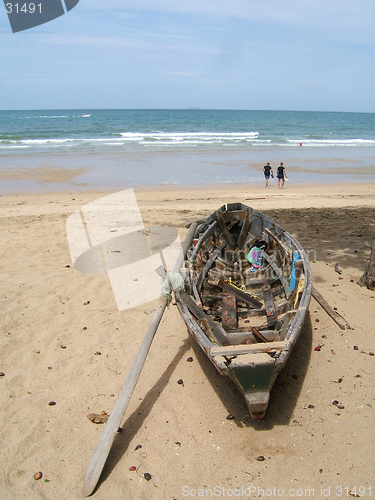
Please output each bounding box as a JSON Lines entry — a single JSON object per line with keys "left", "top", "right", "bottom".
{"left": 277, "top": 162, "right": 287, "bottom": 188}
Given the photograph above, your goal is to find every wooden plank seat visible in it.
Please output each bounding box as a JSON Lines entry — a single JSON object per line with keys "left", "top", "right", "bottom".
{"left": 210, "top": 340, "right": 290, "bottom": 357}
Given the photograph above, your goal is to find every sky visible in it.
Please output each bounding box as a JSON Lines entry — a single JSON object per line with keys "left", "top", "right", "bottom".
{"left": 1, "top": 0, "right": 374, "bottom": 112}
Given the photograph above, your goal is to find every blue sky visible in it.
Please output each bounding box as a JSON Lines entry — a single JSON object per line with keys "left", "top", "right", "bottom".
{"left": 1, "top": 0, "right": 374, "bottom": 112}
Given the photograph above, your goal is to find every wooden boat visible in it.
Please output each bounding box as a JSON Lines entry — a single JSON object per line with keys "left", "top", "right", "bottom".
{"left": 81, "top": 202, "right": 314, "bottom": 495}
{"left": 176, "top": 202, "right": 312, "bottom": 419}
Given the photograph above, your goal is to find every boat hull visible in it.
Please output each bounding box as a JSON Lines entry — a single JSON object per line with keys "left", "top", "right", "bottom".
{"left": 176, "top": 203, "right": 312, "bottom": 419}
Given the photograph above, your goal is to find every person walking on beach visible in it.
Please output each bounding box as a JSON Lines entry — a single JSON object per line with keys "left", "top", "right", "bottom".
{"left": 262, "top": 162, "right": 274, "bottom": 187}
{"left": 277, "top": 162, "right": 287, "bottom": 188}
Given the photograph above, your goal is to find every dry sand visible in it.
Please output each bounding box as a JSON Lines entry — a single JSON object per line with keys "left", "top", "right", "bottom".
{"left": 1, "top": 182, "right": 375, "bottom": 500}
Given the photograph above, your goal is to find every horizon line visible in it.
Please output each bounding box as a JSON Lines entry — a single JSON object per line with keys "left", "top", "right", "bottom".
{"left": 0, "top": 108, "right": 374, "bottom": 114}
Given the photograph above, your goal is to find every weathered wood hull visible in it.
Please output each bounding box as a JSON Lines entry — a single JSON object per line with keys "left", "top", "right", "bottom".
{"left": 176, "top": 203, "right": 312, "bottom": 419}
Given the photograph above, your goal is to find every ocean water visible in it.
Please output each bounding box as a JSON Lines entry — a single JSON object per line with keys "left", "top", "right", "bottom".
{"left": 0, "top": 109, "right": 375, "bottom": 191}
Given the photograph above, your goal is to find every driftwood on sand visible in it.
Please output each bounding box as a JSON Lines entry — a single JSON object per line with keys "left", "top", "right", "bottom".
{"left": 311, "top": 287, "right": 351, "bottom": 330}
{"left": 358, "top": 237, "right": 375, "bottom": 291}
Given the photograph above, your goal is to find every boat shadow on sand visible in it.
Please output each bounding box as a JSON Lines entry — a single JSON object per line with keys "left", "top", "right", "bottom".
{"left": 96, "top": 315, "right": 312, "bottom": 491}
{"left": 188, "top": 311, "right": 313, "bottom": 430}
{"left": 97, "top": 337, "right": 193, "bottom": 487}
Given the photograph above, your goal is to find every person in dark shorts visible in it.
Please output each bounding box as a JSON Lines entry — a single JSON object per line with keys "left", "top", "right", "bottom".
{"left": 262, "top": 162, "right": 274, "bottom": 187}
{"left": 277, "top": 162, "right": 287, "bottom": 188}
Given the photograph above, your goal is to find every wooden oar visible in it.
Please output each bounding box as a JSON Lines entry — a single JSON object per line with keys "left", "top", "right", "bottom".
{"left": 82, "top": 222, "right": 198, "bottom": 497}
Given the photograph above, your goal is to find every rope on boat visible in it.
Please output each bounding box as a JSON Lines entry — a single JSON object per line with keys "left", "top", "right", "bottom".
{"left": 160, "top": 272, "right": 185, "bottom": 305}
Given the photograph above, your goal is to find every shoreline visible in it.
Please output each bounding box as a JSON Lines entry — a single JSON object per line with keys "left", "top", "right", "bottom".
{"left": 1, "top": 146, "right": 375, "bottom": 193}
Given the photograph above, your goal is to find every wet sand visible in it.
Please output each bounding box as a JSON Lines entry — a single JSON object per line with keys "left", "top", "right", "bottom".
{"left": 1, "top": 145, "right": 375, "bottom": 192}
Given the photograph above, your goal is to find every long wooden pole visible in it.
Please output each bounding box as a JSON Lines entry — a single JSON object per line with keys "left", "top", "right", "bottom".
{"left": 82, "top": 222, "right": 197, "bottom": 497}
{"left": 312, "top": 287, "right": 351, "bottom": 330}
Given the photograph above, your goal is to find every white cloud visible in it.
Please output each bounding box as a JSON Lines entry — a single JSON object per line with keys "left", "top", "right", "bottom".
{"left": 84, "top": 0, "right": 375, "bottom": 31}
{"left": 73, "top": 0, "right": 375, "bottom": 51}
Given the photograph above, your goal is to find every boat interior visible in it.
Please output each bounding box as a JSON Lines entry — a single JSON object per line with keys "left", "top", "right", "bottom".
{"left": 180, "top": 203, "right": 310, "bottom": 351}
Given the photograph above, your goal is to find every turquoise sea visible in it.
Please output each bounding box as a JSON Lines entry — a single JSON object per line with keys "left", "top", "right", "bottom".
{"left": 0, "top": 109, "right": 374, "bottom": 191}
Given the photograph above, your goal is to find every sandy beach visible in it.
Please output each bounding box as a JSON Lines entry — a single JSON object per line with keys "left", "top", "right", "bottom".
{"left": 1, "top": 181, "right": 375, "bottom": 500}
